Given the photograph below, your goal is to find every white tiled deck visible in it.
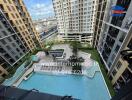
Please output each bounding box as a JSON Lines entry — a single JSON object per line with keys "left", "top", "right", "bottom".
{"left": 78, "top": 51, "right": 93, "bottom": 68}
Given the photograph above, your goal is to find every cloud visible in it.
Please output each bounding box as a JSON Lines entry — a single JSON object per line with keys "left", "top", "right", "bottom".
{"left": 29, "top": 3, "right": 54, "bottom": 20}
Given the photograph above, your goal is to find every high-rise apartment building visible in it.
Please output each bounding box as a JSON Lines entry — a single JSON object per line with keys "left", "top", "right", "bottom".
{"left": 0, "top": 0, "right": 43, "bottom": 79}
{"left": 53, "top": 0, "right": 97, "bottom": 44}
{"left": 94, "top": 0, "right": 132, "bottom": 91}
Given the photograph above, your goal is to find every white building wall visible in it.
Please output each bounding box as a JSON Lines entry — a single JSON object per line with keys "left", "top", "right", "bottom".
{"left": 53, "top": 0, "right": 97, "bottom": 42}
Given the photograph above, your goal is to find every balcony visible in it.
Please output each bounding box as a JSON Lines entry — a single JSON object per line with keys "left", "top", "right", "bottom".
{"left": 108, "top": 26, "right": 119, "bottom": 38}
{"left": 102, "top": 2, "right": 106, "bottom": 11}
{"left": 117, "top": 77, "right": 125, "bottom": 89}
{"left": 4, "top": 54, "right": 11, "bottom": 59}
{"left": 19, "top": 45, "right": 24, "bottom": 49}
{"left": 9, "top": 58, "right": 15, "bottom": 64}
{"left": 119, "top": 32, "right": 126, "bottom": 42}
{"left": 111, "top": 15, "right": 126, "bottom": 27}
{"left": 16, "top": 40, "right": 21, "bottom": 44}
{"left": 122, "top": 69, "right": 132, "bottom": 83}
{"left": 9, "top": 20, "right": 15, "bottom": 27}
{"left": 104, "top": 44, "right": 111, "bottom": 56}
{"left": 100, "top": 12, "right": 104, "bottom": 20}
{"left": 106, "top": 35, "right": 115, "bottom": 48}
{"left": 2, "top": 21, "right": 10, "bottom": 29}
{"left": 0, "top": 47, "right": 6, "bottom": 53}
{"left": 127, "top": 39, "right": 132, "bottom": 49}
{"left": 102, "top": 51, "right": 108, "bottom": 62}
{"left": 13, "top": 27, "right": 19, "bottom": 33}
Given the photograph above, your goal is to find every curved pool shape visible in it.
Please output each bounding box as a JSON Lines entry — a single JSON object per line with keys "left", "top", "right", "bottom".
{"left": 19, "top": 72, "right": 110, "bottom": 100}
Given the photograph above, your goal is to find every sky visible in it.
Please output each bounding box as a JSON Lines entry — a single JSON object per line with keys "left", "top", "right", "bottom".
{"left": 23, "top": 0, "right": 54, "bottom": 20}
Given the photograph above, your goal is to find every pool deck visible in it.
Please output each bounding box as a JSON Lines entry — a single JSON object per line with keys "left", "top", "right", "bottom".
{"left": 3, "top": 44, "right": 111, "bottom": 99}
{"left": 78, "top": 51, "right": 93, "bottom": 68}
{"left": 13, "top": 67, "right": 34, "bottom": 87}
{"left": 11, "top": 44, "right": 96, "bottom": 87}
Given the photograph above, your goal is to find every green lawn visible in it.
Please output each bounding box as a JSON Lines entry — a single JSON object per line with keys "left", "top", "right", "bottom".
{"left": 80, "top": 48, "right": 115, "bottom": 97}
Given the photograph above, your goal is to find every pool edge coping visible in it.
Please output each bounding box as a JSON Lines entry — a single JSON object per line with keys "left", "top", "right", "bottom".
{"left": 97, "top": 62, "right": 112, "bottom": 99}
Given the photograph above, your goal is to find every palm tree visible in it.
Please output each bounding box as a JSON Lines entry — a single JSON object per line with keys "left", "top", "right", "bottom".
{"left": 70, "top": 41, "right": 81, "bottom": 55}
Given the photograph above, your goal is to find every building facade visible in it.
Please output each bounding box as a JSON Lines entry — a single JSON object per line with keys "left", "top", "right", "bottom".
{"left": 53, "top": 0, "right": 97, "bottom": 44}
{"left": 0, "top": 0, "right": 43, "bottom": 79}
{"left": 94, "top": 0, "right": 132, "bottom": 91}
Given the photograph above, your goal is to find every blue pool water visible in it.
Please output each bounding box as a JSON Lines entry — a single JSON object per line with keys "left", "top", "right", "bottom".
{"left": 19, "top": 72, "right": 110, "bottom": 100}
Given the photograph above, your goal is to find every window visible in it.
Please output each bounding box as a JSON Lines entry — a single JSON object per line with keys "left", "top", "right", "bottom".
{"left": 2, "top": 31, "right": 7, "bottom": 36}
{"left": 3, "top": 0, "right": 7, "bottom": 3}
{"left": 20, "top": 53, "right": 23, "bottom": 56}
{"left": 11, "top": 13, "right": 15, "bottom": 18}
{"left": 7, "top": 6, "right": 11, "bottom": 11}
{"left": 0, "top": 39, "right": 7, "bottom": 45}
{"left": 11, "top": 51, "right": 15, "bottom": 54}
{"left": 119, "top": 32, "right": 126, "bottom": 42}
{"left": 108, "top": 62, "right": 112, "bottom": 68}
{"left": 111, "top": 54, "right": 116, "bottom": 61}
{"left": 116, "top": 61, "right": 122, "bottom": 69}
{"left": 12, "top": 6, "right": 15, "bottom": 11}
{"left": 16, "top": 48, "right": 20, "bottom": 52}
{"left": 9, "top": 59, "right": 15, "bottom": 63}
{"left": 12, "top": 43, "right": 16, "bottom": 47}
{"left": 16, "top": 14, "right": 19, "bottom": 18}
{"left": 16, "top": 20, "right": 19, "bottom": 25}
{"left": 109, "top": 75, "right": 113, "bottom": 81}
{"left": 115, "top": 45, "right": 120, "bottom": 53}
{"left": 112, "top": 69, "right": 117, "bottom": 76}
{"left": 19, "top": 26, "right": 22, "bottom": 31}
{"left": 15, "top": 56, "right": 19, "bottom": 59}
{"left": 19, "top": 20, "right": 22, "bottom": 24}
{"left": 127, "top": 38, "right": 132, "bottom": 49}
{"left": 6, "top": 45, "right": 11, "bottom": 50}
{"left": 7, "top": 37, "right": 12, "bottom": 42}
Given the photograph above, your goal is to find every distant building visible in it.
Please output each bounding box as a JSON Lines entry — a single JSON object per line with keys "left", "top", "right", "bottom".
{"left": 34, "top": 17, "right": 58, "bottom": 41}
{"left": 53, "top": 0, "right": 97, "bottom": 44}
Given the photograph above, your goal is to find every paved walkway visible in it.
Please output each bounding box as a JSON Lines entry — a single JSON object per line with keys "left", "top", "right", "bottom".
{"left": 51, "top": 44, "right": 73, "bottom": 60}
{"left": 78, "top": 51, "right": 93, "bottom": 68}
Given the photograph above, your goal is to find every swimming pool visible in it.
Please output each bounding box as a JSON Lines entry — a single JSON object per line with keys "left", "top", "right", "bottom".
{"left": 19, "top": 72, "right": 110, "bottom": 100}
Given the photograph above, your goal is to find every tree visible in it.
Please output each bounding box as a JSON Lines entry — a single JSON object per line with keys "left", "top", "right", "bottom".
{"left": 68, "top": 55, "right": 84, "bottom": 73}
{"left": 70, "top": 41, "right": 81, "bottom": 55}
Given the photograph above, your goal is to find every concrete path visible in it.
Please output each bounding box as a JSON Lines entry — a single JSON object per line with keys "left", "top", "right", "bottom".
{"left": 78, "top": 51, "right": 93, "bottom": 68}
